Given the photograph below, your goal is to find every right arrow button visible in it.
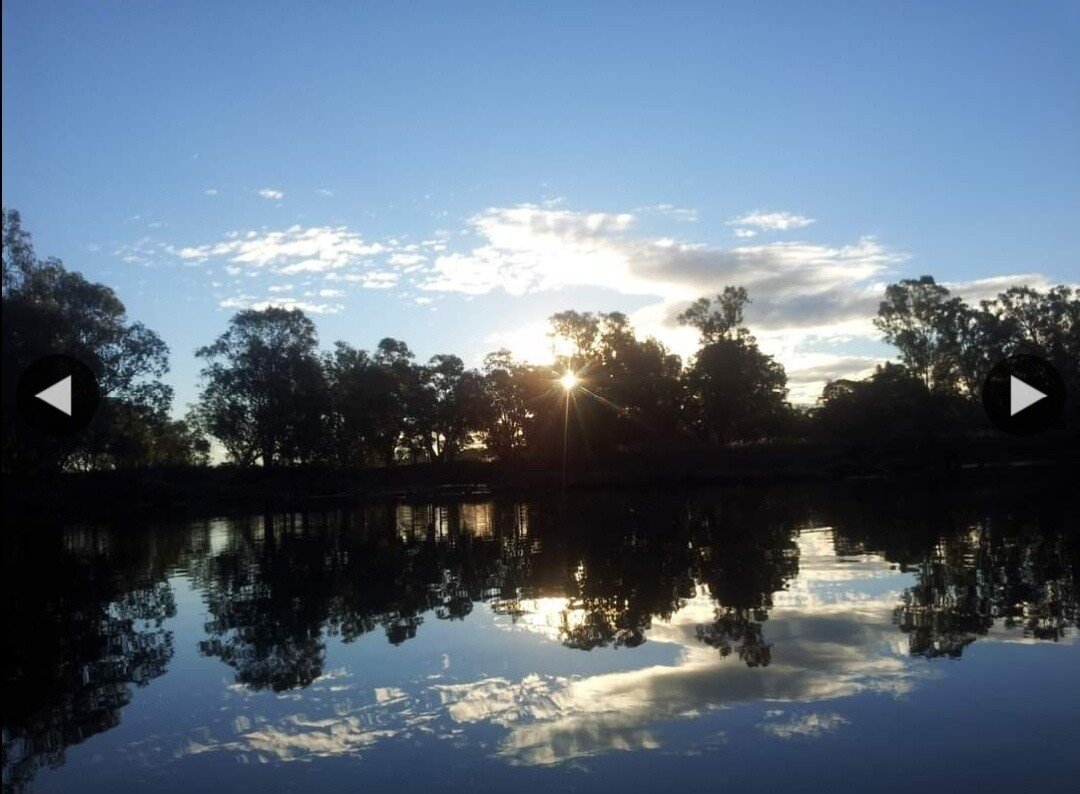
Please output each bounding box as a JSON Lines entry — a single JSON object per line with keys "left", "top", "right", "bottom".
{"left": 983, "top": 354, "right": 1065, "bottom": 436}
{"left": 1009, "top": 375, "right": 1046, "bottom": 417}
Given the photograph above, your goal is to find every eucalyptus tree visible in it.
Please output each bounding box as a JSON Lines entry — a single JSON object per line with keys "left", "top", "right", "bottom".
{"left": 196, "top": 307, "right": 328, "bottom": 467}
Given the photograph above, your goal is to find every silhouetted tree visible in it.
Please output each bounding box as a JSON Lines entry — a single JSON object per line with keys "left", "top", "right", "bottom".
{"left": 679, "top": 288, "right": 791, "bottom": 443}
{"left": 873, "top": 277, "right": 1078, "bottom": 403}
{"left": 525, "top": 310, "right": 685, "bottom": 464}
{"left": 874, "top": 276, "right": 968, "bottom": 392}
{"left": 817, "top": 362, "right": 959, "bottom": 443}
{"left": 2, "top": 209, "right": 199, "bottom": 474}
{"left": 476, "top": 349, "right": 536, "bottom": 462}
{"left": 196, "top": 308, "right": 328, "bottom": 466}
{"left": 371, "top": 337, "right": 420, "bottom": 465}
{"left": 412, "top": 354, "right": 486, "bottom": 462}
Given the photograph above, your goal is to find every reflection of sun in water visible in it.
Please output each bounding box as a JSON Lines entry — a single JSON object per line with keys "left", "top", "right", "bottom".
{"left": 499, "top": 597, "right": 587, "bottom": 642}
{"left": 559, "top": 371, "right": 579, "bottom": 391}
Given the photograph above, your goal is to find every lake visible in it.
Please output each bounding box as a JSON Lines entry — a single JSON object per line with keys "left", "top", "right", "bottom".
{"left": 3, "top": 482, "right": 1078, "bottom": 792}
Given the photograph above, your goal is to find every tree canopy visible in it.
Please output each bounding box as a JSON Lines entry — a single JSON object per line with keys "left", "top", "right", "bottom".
{"left": 2, "top": 209, "right": 206, "bottom": 473}
{"left": 5, "top": 210, "right": 1077, "bottom": 475}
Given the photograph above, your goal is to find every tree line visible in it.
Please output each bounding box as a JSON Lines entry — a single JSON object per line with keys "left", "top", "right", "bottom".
{"left": 3, "top": 209, "right": 1077, "bottom": 474}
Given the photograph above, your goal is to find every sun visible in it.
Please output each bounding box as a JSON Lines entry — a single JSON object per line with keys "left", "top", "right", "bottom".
{"left": 558, "top": 371, "right": 579, "bottom": 391}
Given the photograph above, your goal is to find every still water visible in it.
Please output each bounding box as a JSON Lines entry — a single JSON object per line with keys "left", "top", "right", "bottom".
{"left": 4, "top": 484, "right": 1078, "bottom": 792}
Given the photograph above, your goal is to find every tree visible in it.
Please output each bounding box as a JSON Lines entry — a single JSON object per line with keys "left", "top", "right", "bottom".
{"left": 476, "top": 349, "right": 535, "bottom": 462}
{"left": 415, "top": 354, "right": 485, "bottom": 462}
{"left": 678, "top": 288, "right": 791, "bottom": 443}
{"left": 987, "top": 285, "right": 1080, "bottom": 387}
{"left": 196, "top": 308, "right": 328, "bottom": 467}
{"left": 873, "top": 278, "right": 1079, "bottom": 419}
{"left": 2, "top": 209, "right": 182, "bottom": 473}
{"left": 874, "top": 276, "right": 967, "bottom": 393}
{"left": 323, "top": 342, "right": 408, "bottom": 467}
{"left": 816, "top": 362, "right": 960, "bottom": 445}
{"left": 535, "top": 311, "right": 685, "bottom": 462}
{"left": 677, "top": 286, "right": 750, "bottom": 344}
{"left": 370, "top": 337, "right": 419, "bottom": 465}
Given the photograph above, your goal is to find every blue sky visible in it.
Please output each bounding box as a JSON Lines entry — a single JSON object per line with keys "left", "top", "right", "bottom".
{"left": 3, "top": 0, "right": 1078, "bottom": 407}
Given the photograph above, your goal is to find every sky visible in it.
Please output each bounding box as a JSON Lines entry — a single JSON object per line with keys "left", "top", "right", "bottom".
{"left": 3, "top": 0, "right": 1078, "bottom": 408}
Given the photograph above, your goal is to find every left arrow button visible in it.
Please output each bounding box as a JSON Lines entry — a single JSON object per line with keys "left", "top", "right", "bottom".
{"left": 35, "top": 375, "right": 73, "bottom": 416}
{"left": 16, "top": 355, "right": 100, "bottom": 436}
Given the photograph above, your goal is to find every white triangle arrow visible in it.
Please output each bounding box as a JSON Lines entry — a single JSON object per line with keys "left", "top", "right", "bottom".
{"left": 1010, "top": 375, "right": 1046, "bottom": 417}
{"left": 35, "top": 375, "right": 72, "bottom": 417}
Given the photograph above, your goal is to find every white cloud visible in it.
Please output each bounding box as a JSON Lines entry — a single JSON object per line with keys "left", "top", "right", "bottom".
{"left": 420, "top": 206, "right": 893, "bottom": 310}
{"left": 944, "top": 273, "right": 1056, "bottom": 304}
{"left": 429, "top": 203, "right": 1056, "bottom": 400}
{"left": 426, "top": 205, "right": 890, "bottom": 390}
{"left": 318, "top": 188, "right": 335, "bottom": 197}
{"left": 389, "top": 252, "right": 428, "bottom": 267}
{"left": 759, "top": 712, "right": 849, "bottom": 740}
{"left": 148, "top": 202, "right": 1063, "bottom": 402}
{"left": 638, "top": 203, "right": 698, "bottom": 222}
{"left": 218, "top": 295, "right": 342, "bottom": 314}
{"left": 204, "top": 188, "right": 219, "bottom": 196}
{"left": 267, "top": 284, "right": 294, "bottom": 293}
{"left": 258, "top": 188, "right": 285, "bottom": 200}
{"left": 727, "top": 210, "right": 816, "bottom": 232}
{"left": 325, "top": 270, "right": 398, "bottom": 289}
{"left": 178, "top": 225, "right": 385, "bottom": 275}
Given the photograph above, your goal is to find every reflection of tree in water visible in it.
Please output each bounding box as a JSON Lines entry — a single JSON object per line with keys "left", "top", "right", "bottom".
{"left": 690, "top": 498, "right": 800, "bottom": 667}
{"left": 191, "top": 493, "right": 803, "bottom": 683}
{"left": 196, "top": 514, "right": 337, "bottom": 691}
{"left": 487, "top": 493, "right": 800, "bottom": 662}
{"left": 894, "top": 521, "right": 1078, "bottom": 658}
{"left": 2, "top": 526, "right": 185, "bottom": 790}
{"left": 7, "top": 487, "right": 1076, "bottom": 788}
{"left": 546, "top": 496, "right": 697, "bottom": 651}
{"left": 822, "top": 485, "right": 1078, "bottom": 659}
{"left": 192, "top": 503, "right": 531, "bottom": 691}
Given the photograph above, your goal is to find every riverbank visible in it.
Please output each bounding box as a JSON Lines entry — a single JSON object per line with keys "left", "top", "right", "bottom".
{"left": 3, "top": 433, "right": 1075, "bottom": 521}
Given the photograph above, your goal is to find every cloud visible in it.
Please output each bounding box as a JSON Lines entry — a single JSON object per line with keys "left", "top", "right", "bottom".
{"left": 418, "top": 204, "right": 906, "bottom": 397}
{"left": 420, "top": 206, "right": 896, "bottom": 310}
{"left": 944, "top": 274, "right": 1057, "bottom": 304}
{"left": 727, "top": 210, "right": 816, "bottom": 232}
{"left": 145, "top": 202, "right": 1063, "bottom": 402}
{"left": 218, "top": 295, "right": 343, "bottom": 314}
{"left": 759, "top": 712, "right": 849, "bottom": 739}
{"left": 177, "top": 225, "right": 385, "bottom": 275}
{"left": 389, "top": 252, "right": 428, "bottom": 267}
{"left": 325, "top": 270, "right": 398, "bottom": 289}
{"left": 778, "top": 355, "right": 886, "bottom": 403}
{"left": 638, "top": 203, "right": 698, "bottom": 222}
{"left": 204, "top": 188, "right": 219, "bottom": 196}
{"left": 258, "top": 188, "right": 285, "bottom": 200}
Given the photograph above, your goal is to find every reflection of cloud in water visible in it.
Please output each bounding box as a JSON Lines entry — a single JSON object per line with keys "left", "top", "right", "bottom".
{"left": 178, "top": 530, "right": 934, "bottom": 767}
{"left": 480, "top": 597, "right": 919, "bottom": 765}
{"left": 759, "top": 711, "right": 849, "bottom": 739}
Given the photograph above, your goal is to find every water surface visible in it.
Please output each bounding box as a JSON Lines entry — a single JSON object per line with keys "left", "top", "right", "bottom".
{"left": 4, "top": 485, "right": 1078, "bottom": 792}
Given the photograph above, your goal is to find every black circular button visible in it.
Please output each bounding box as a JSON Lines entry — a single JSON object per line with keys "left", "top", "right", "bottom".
{"left": 981, "top": 354, "right": 1065, "bottom": 436}
{"left": 15, "top": 354, "right": 100, "bottom": 437}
